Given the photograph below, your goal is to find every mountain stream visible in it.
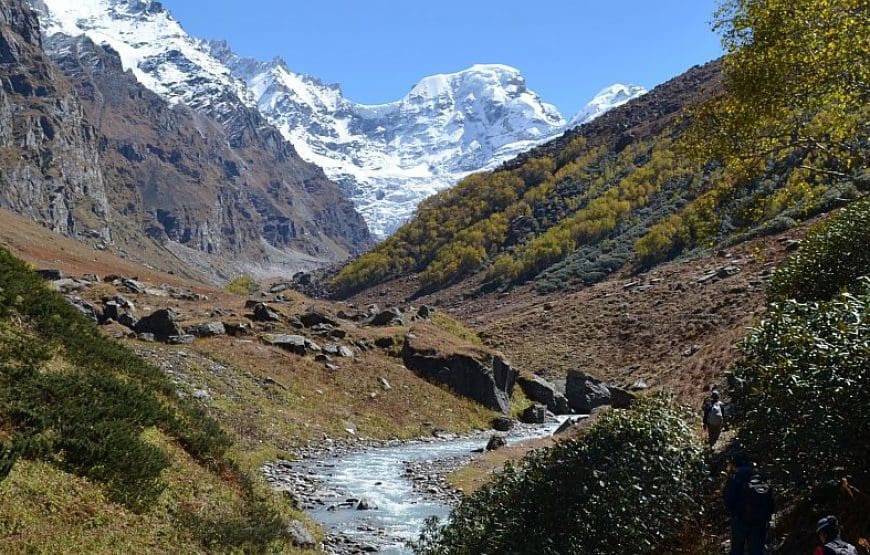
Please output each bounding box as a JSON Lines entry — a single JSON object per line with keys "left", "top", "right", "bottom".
{"left": 272, "top": 417, "right": 573, "bottom": 553}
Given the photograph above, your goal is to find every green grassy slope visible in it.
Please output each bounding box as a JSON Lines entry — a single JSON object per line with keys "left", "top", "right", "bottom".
{"left": 0, "top": 247, "right": 309, "bottom": 553}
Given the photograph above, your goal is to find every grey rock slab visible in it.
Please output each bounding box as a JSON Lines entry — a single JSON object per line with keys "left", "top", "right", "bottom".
{"left": 284, "top": 520, "right": 316, "bottom": 549}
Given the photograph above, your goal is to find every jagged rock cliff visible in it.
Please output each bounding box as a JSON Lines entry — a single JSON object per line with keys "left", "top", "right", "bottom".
{"left": 46, "top": 34, "right": 371, "bottom": 277}
{"left": 0, "top": 0, "right": 109, "bottom": 240}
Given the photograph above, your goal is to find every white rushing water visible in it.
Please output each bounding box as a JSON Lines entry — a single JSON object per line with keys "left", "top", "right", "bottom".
{"left": 301, "top": 417, "right": 574, "bottom": 553}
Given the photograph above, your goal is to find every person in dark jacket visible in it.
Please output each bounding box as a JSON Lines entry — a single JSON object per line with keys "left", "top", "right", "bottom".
{"left": 724, "top": 453, "right": 773, "bottom": 555}
{"left": 814, "top": 516, "right": 857, "bottom": 555}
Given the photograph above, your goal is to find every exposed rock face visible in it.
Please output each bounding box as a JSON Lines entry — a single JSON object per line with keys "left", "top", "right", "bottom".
{"left": 401, "top": 334, "right": 517, "bottom": 414}
{"left": 0, "top": 0, "right": 372, "bottom": 283}
{"left": 0, "top": 0, "right": 109, "bottom": 240}
{"left": 42, "top": 33, "right": 371, "bottom": 279}
{"left": 517, "top": 373, "right": 570, "bottom": 414}
{"left": 32, "top": 1, "right": 645, "bottom": 238}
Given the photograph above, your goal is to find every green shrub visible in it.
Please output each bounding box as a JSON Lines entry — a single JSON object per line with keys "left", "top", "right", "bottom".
{"left": 730, "top": 278, "right": 869, "bottom": 494}
{"left": 0, "top": 442, "right": 18, "bottom": 482}
{"left": 0, "top": 247, "right": 230, "bottom": 510}
{"left": 412, "top": 395, "right": 705, "bottom": 555}
{"left": 769, "top": 196, "right": 870, "bottom": 302}
{"left": 224, "top": 275, "right": 260, "bottom": 296}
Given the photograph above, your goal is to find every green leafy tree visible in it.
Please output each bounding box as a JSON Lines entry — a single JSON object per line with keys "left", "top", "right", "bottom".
{"left": 695, "top": 0, "right": 869, "bottom": 178}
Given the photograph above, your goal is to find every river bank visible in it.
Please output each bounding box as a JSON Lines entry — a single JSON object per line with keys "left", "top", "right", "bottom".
{"left": 263, "top": 419, "right": 572, "bottom": 554}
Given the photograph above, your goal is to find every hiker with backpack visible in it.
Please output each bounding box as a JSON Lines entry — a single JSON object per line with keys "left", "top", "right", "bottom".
{"left": 724, "top": 453, "right": 775, "bottom": 555}
{"left": 814, "top": 516, "right": 858, "bottom": 555}
{"left": 702, "top": 389, "right": 726, "bottom": 446}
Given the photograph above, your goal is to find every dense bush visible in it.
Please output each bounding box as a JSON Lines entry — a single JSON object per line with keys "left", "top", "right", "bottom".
{"left": 0, "top": 248, "right": 230, "bottom": 510}
{"left": 769, "top": 196, "right": 870, "bottom": 302}
{"left": 412, "top": 396, "right": 705, "bottom": 555}
{"left": 731, "top": 277, "right": 869, "bottom": 494}
{"left": 224, "top": 275, "right": 260, "bottom": 296}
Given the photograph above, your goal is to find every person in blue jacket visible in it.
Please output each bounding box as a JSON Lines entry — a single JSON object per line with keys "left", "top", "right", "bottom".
{"left": 724, "top": 452, "right": 774, "bottom": 555}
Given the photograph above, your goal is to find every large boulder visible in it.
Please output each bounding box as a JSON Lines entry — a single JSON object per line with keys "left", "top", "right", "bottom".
{"left": 251, "top": 303, "right": 282, "bottom": 322}
{"left": 263, "top": 334, "right": 307, "bottom": 355}
{"left": 486, "top": 435, "right": 507, "bottom": 451}
{"left": 520, "top": 404, "right": 547, "bottom": 424}
{"left": 121, "top": 278, "right": 145, "bottom": 294}
{"left": 187, "top": 321, "right": 226, "bottom": 338}
{"left": 401, "top": 334, "right": 517, "bottom": 414}
{"left": 516, "top": 374, "right": 571, "bottom": 414}
{"left": 134, "top": 308, "right": 184, "bottom": 341}
{"left": 36, "top": 269, "right": 64, "bottom": 281}
{"left": 65, "top": 296, "right": 99, "bottom": 323}
{"left": 102, "top": 300, "right": 137, "bottom": 329}
{"left": 416, "top": 305, "right": 434, "bottom": 320}
{"left": 284, "top": 520, "right": 316, "bottom": 549}
{"left": 370, "top": 307, "right": 405, "bottom": 327}
{"left": 565, "top": 370, "right": 612, "bottom": 414}
{"left": 299, "top": 310, "right": 337, "bottom": 328}
{"left": 491, "top": 416, "right": 515, "bottom": 432}
{"left": 263, "top": 334, "right": 320, "bottom": 356}
{"left": 565, "top": 371, "right": 638, "bottom": 412}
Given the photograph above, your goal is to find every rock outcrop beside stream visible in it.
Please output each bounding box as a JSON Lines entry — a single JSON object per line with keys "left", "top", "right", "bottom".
{"left": 401, "top": 333, "right": 517, "bottom": 414}
{"left": 565, "top": 369, "right": 636, "bottom": 413}
{"left": 517, "top": 373, "right": 570, "bottom": 414}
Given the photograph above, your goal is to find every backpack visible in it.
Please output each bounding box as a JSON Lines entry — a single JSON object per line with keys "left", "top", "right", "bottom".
{"left": 740, "top": 473, "right": 774, "bottom": 526}
{"left": 823, "top": 539, "right": 858, "bottom": 555}
{"left": 706, "top": 401, "right": 724, "bottom": 426}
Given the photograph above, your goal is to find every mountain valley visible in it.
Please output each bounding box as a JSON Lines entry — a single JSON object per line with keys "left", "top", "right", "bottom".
{"left": 0, "top": 0, "right": 866, "bottom": 553}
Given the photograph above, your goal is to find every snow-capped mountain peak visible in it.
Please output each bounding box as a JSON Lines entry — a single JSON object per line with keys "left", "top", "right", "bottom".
{"left": 213, "top": 56, "right": 582, "bottom": 236}
{"left": 31, "top": 0, "right": 646, "bottom": 238}
{"left": 34, "top": 0, "right": 255, "bottom": 123}
{"left": 568, "top": 83, "right": 647, "bottom": 128}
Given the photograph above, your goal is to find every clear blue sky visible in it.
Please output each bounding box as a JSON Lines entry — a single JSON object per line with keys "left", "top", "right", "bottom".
{"left": 161, "top": 0, "right": 723, "bottom": 116}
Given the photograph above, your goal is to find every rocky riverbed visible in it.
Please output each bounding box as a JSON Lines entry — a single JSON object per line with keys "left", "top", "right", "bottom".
{"left": 263, "top": 420, "right": 569, "bottom": 554}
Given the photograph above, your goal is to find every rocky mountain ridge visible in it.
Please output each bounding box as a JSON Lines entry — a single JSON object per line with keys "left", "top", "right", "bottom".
{"left": 2, "top": 0, "right": 372, "bottom": 283}
{"left": 220, "top": 52, "right": 648, "bottom": 236}
{"left": 34, "top": 0, "right": 645, "bottom": 237}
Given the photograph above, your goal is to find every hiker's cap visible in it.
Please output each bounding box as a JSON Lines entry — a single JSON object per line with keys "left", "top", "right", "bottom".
{"left": 816, "top": 515, "right": 838, "bottom": 534}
